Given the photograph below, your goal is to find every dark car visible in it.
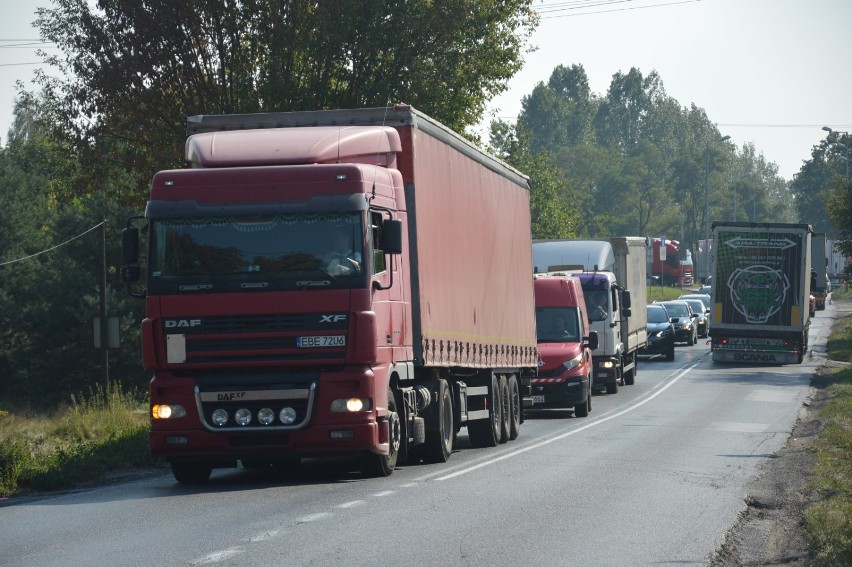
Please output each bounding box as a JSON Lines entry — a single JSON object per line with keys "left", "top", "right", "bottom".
{"left": 656, "top": 300, "right": 697, "bottom": 346}
{"left": 681, "top": 298, "right": 710, "bottom": 338}
{"left": 641, "top": 304, "right": 676, "bottom": 361}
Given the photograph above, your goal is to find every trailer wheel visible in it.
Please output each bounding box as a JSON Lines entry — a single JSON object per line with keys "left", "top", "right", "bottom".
{"left": 423, "top": 379, "right": 454, "bottom": 463}
{"left": 496, "top": 375, "right": 510, "bottom": 444}
{"left": 172, "top": 462, "right": 212, "bottom": 485}
{"left": 507, "top": 375, "right": 521, "bottom": 440}
{"left": 468, "top": 373, "right": 502, "bottom": 448}
{"left": 361, "top": 387, "right": 400, "bottom": 477}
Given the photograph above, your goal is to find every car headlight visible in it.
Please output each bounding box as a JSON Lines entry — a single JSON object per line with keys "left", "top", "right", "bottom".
{"left": 562, "top": 354, "right": 583, "bottom": 371}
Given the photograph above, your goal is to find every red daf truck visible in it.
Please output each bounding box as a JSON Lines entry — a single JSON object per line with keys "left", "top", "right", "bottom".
{"left": 121, "top": 105, "right": 538, "bottom": 483}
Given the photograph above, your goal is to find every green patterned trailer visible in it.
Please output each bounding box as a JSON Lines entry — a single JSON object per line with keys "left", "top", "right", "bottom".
{"left": 709, "top": 222, "right": 812, "bottom": 364}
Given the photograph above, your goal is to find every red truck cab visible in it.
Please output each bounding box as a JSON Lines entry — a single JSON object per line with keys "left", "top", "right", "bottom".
{"left": 532, "top": 274, "right": 599, "bottom": 417}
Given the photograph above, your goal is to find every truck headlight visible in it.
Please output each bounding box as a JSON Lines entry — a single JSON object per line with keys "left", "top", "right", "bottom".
{"left": 258, "top": 408, "right": 275, "bottom": 425}
{"left": 235, "top": 408, "right": 252, "bottom": 426}
{"left": 600, "top": 360, "right": 615, "bottom": 369}
{"left": 211, "top": 409, "right": 229, "bottom": 426}
{"left": 279, "top": 407, "right": 297, "bottom": 424}
{"left": 152, "top": 404, "right": 186, "bottom": 419}
{"left": 331, "top": 398, "right": 372, "bottom": 412}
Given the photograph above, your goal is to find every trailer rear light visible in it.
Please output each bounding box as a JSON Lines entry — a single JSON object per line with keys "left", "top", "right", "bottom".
{"left": 152, "top": 404, "right": 186, "bottom": 419}
{"left": 235, "top": 408, "right": 252, "bottom": 426}
{"left": 330, "top": 398, "right": 372, "bottom": 412}
{"left": 279, "top": 407, "right": 297, "bottom": 424}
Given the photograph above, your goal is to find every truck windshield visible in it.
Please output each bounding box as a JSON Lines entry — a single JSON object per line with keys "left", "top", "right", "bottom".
{"left": 148, "top": 213, "right": 365, "bottom": 292}
{"left": 536, "top": 308, "right": 580, "bottom": 343}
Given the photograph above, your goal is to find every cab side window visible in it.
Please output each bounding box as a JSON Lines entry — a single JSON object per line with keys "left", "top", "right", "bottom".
{"left": 370, "top": 210, "right": 387, "bottom": 275}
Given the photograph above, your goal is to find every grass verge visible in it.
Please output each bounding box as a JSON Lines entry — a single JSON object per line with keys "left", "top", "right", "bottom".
{"left": 0, "top": 382, "right": 155, "bottom": 498}
{"left": 803, "top": 287, "right": 852, "bottom": 566}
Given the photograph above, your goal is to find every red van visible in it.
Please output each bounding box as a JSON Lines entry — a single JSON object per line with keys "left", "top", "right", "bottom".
{"left": 532, "top": 274, "right": 599, "bottom": 417}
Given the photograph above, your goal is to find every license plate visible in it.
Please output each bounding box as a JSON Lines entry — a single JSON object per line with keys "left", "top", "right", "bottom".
{"left": 296, "top": 335, "right": 346, "bottom": 348}
{"left": 532, "top": 395, "right": 546, "bottom": 403}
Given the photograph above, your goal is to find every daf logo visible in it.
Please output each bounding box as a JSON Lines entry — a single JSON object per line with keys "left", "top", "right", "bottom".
{"left": 319, "top": 314, "right": 347, "bottom": 323}
{"left": 165, "top": 319, "right": 202, "bottom": 328}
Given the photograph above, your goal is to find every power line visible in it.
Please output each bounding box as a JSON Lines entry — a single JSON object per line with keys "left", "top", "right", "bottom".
{"left": 537, "top": 0, "right": 702, "bottom": 18}
{"left": 0, "top": 220, "right": 106, "bottom": 267}
{"left": 0, "top": 62, "right": 42, "bottom": 67}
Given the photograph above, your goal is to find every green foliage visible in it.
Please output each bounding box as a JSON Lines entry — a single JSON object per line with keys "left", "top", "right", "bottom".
{"left": 503, "top": 64, "right": 792, "bottom": 244}
{"left": 825, "top": 176, "right": 852, "bottom": 258}
{"left": 802, "top": 314, "right": 852, "bottom": 565}
{"left": 0, "top": 382, "right": 152, "bottom": 497}
{"left": 34, "top": 0, "right": 539, "bottom": 208}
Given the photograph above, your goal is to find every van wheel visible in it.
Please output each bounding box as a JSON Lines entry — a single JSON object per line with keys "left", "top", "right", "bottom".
{"left": 574, "top": 383, "right": 591, "bottom": 418}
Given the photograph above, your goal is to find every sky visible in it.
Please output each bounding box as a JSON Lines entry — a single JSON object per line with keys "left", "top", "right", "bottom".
{"left": 2, "top": 0, "right": 851, "bottom": 181}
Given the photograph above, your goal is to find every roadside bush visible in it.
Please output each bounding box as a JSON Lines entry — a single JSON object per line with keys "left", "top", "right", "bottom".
{"left": 0, "top": 433, "right": 34, "bottom": 497}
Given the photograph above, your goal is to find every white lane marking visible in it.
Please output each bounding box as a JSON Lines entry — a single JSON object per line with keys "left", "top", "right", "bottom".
{"left": 297, "top": 512, "right": 331, "bottom": 523}
{"left": 191, "top": 547, "right": 244, "bottom": 565}
{"left": 337, "top": 500, "right": 365, "bottom": 509}
{"left": 373, "top": 490, "right": 396, "bottom": 497}
{"left": 248, "top": 529, "right": 285, "bottom": 542}
{"left": 746, "top": 389, "right": 799, "bottom": 403}
{"left": 436, "top": 362, "right": 700, "bottom": 481}
{"left": 708, "top": 421, "right": 769, "bottom": 433}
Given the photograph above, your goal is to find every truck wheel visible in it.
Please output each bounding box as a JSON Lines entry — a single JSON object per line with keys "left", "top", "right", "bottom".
{"left": 423, "top": 379, "right": 454, "bottom": 463}
{"left": 361, "top": 387, "right": 400, "bottom": 477}
{"left": 498, "top": 375, "right": 510, "bottom": 444}
{"left": 605, "top": 379, "right": 618, "bottom": 395}
{"left": 624, "top": 356, "right": 636, "bottom": 386}
{"left": 172, "top": 462, "right": 212, "bottom": 485}
{"left": 507, "top": 375, "right": 521, "bottom": 440}
{"left": 468, "top": 374, "right": 502, "bottom": 448}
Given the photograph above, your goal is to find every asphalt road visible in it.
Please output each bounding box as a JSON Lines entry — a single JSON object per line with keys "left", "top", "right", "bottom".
{"left": 2, "top": 308, "right": 837, "bottom": 567}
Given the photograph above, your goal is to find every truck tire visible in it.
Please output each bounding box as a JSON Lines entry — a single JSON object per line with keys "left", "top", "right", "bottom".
{"left": 507, "top": 375, "right": 521, "bottom": 440}
{"left": 605, "top": 378, "right": 618, "bottom": 395}
{"left": 423, "top": 379, "right": 454, "bottom": 463}
{"left": 498, "top": 375, "right": 510, "bottom": 444}
{"left": 468, "top": 374, "right": 502, "bottom": 448}
{"left": 361, "top": 387, "right": 400, "bottom": 477}
{"left": 624, "top": 355, "right": 636, "bottom": 386}
{"left": 172, "top": 462, "right": 212, "bottom": 485}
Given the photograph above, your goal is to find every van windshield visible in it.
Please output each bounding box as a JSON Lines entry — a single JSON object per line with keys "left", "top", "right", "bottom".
{"left": 536, "top": 308, "right": 580, "bottom": 343}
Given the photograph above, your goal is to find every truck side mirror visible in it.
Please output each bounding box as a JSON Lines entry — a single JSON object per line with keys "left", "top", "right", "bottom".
{"left": 621, "top": 289, "right": 632, "bottom": 309}
{"left": 382, "top": 219, "right": 403, "bottom": 255}
{"left": 122, "top": 227, "right": 139, "bottom": 264}
{"left": 585, "top": 331, "right": 599, "bottom": 351}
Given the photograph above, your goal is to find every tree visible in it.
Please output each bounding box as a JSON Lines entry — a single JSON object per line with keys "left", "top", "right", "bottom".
{"left": 791, "top": 135, "right": 848, "bottom": 237}
{"left": 825, "top": 177, "right": 852, "bottom": 258}
{"left": 34, "top": 0, "right": 539, "bottom": 206}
